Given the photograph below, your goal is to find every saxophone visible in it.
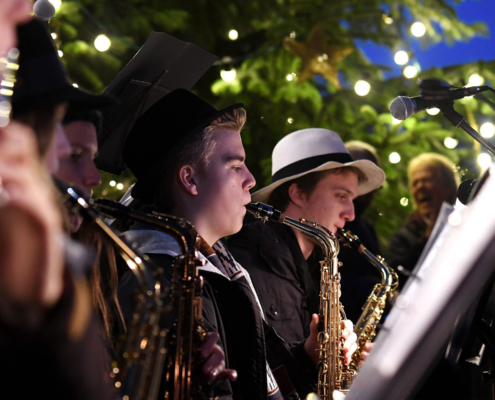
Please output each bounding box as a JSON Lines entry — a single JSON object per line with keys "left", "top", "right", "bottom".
{"left": 337, "top": 229, "right": 398, "bottom": 370}
{"left": 94, "top": 199, "right": 209, "bottom": 400}
{"left": 56, "top": 181, "right": 171, "bottom": 400}
{"left": 58, "top": 182, "right": 208, "bottom": 399}
{"left": 246, "top": 202, "right": 356, "bottom": 400}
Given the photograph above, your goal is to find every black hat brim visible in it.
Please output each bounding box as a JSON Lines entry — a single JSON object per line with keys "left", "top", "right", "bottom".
{"left": 13, "top": 85, "right": 115, "bottom": 115}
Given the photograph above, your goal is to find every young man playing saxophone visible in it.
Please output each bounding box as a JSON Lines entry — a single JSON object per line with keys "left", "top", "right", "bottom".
{"left": 229, "top": 128, "right": 385, "bottom": 349}
{"left": 119, "top": 90, "right": 357, "bottom": 399}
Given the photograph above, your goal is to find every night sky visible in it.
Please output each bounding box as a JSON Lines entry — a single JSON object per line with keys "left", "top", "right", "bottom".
{"left": 359, "top": 0, "right": 495, "bottom": 79}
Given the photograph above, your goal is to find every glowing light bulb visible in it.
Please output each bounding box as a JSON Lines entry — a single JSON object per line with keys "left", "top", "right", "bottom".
{"left": 411, "top": 22, "right": 426, "bottom": 37}
{"left": 287, "top": 117, "right": 294, "bottom": 124}
{"left": 478, "top": 153, "right": 492, "bottom": 169}
{"left": 400, "top": 197, "right": 409, "bottom": 207}
{"left": 392, "top": 118, "right": 401, "bottom": 125}
{"left": 109, "top": 180, "right": 116, "bottom": 187}
{"left": 51, "top": 32, "right": 57, "bottom": 40}
{"left": 220, "top": 68, "right": 236, "bottom": 82}
{"left": 72, "top": 83, "right": 79, "bottom": 88}
{"left": 389, "top": 152, "right": 401, "bottom": 164}
{"left": 48, "top": 0, "right": 62, "bottom": 10}
{"left": 426, "top": 107, "right": 440, "bottom": 116}
{"left": 354, "top": 80, "right": 370, "bottom": 96}
{"left": 394, "top": 50, "right": 409, "bottom": 65}
{"left": 286, "top": 73, "right": 294, "bottom": 81}
{"left": 384, "top": 16, "right": 393, "bottom": 25}
{"left": 228, "top": 30, "right": 238, "bottom": 40}
{"left": 444, "top": 137, "right": 458, "bottom": 149}
{"left": 57, "top": 50, "right": 63, "bottom": 57}
{"left": 468, "top": 73, "right": 484, "bottom": 87}
{"left": 480, "top": 122, "right": 495, "bottom": 138}
{"left": 94, "top": 34, "right": 111, "bottom": 52}
{"left": 116, "top": 183, "right": 124, "bottom": 190}
{"left": 403, "top": 65, "right": 418, "bottom": 79}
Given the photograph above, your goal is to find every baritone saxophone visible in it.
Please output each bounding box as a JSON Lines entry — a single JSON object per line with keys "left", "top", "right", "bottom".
{"left": 337, "top": 228, "right": 398, "bottom": 370}
{"left": 246, "top": 202, "right": 356, "bottom": 400}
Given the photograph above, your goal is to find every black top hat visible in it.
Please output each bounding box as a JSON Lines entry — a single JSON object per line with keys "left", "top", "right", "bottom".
{"left": 12, "top": 19, "right": 114, "bottom": 116}
{"left": 123, "top": 88, "right": 243, "bottom": 201}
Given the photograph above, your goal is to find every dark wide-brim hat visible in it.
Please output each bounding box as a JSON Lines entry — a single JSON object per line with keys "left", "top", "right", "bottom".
{"left": 251, "top": 128, "right": 386, "bottom": 203}
{"left": 12, "top": 19, "right": 114, "bottom": 116}
{"left": 123, "top": 88, "right": 243, "bottom": 201}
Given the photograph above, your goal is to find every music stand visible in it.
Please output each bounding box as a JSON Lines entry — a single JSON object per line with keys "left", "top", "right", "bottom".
{"left": 346, "top": 163, "right": 495, "bottom": 400}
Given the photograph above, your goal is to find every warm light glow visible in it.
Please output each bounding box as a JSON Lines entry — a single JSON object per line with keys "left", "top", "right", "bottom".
{"left": 72, "top": 83, "right": 78, "bottom": 88}
{"left": 116, "top": 183, "right": 124, "bottom": 190}
{"left": 48, "top": 0, "right": 62, "bottom": 10}
{"left": 354, "top": 80, "right": 371, "bottom": 96}
{"left": 109, "top": 180, "right": 116, "bottom": 187}
{"left": 444, "top": 137, "right": 458, "bottom": 149}
{"left": 384, "top": 16, "right": 393, "bottom": 25}
{"left": 220, "top": 68, "right": 236, "bottom": 82}
{"left": 426, "top": 107, "right": 440, "bottom": 116}
{"left": 392, "top": 118, "right": 401, "bottom": 125}
{"left": 411, "top": 22, "right": 426, "bottom": 37}
{"left": 289, "top": 31, "right": 296, "bottom": 39}
{"left": 57, "top": 50, "right": 63, "bottom": 58}
{"left": 94, "top": 34, "right": 111, "bottom": 52}
{"left": 403, "top": 65, "right": 418, "bottom": 79}
{"left": 286, "top": 73, "right": 296, "bottom": 81}
{"left": 400, "top": 197, "right": 409, "bottom": 207}
{"left": 51, "top": 32, "right": 57, "bottom": 40}
{"left": 228, "top": 30, "right": 238, "bottom": 40}
{"left": 480, "top": 122, "right": 495, "bottom": 139}
{"left": 389, "top": 152, "right": 401, "bottom": 164}
{"left": 394, "top": 50, "right": 409, "bottom": 65}
{"left": 478, "top": 153, "right": 492, "bottom": 169}
{"left": 287, "top": 117, "right": 294, "bottom": 124}
{"left": 468, "top": 73, "right": 484, "bottom": 87}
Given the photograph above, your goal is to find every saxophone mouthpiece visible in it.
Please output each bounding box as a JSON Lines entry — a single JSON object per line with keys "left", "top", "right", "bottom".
{"left": 246, "top": 202, "right": 284, "bottom": 223}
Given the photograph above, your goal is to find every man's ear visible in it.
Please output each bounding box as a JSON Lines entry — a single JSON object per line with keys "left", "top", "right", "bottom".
{"left": 178, "top": 165, "right": 199, "bottom": 196}
{"left": 288, "top": 182, "right": 306, "bottom": 208}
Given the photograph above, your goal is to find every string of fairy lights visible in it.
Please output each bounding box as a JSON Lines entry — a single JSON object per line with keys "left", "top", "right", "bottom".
{"left": 41, "top": 0, "right": 494, "bottom": 197}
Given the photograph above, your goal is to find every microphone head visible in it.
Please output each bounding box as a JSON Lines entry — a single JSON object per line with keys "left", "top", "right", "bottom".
{"left": 457, "top": 179, "right": 478, "bottom": 205}
{"left": 389, "top": 96, "right": 415, "bottom": 121}
{"left": 33, "top": 0, "right": 56, "bottom": 21}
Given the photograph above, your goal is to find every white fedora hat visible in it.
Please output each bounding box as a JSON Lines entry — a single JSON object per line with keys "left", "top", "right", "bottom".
{"left": 251, "top": 128, "right": 386, "bottom": 203}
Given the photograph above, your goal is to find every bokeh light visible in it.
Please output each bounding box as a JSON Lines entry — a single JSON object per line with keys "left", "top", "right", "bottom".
{"left": 94, "top": 34, "right": 111, "bottom": 52}
{"left": 354, "top": 80, "right": 371, "bottom": 96}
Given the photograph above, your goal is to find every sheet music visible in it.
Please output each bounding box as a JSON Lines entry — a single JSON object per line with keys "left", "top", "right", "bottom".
{"left": 347, "top": 163, "right": 495, "bottom": 400}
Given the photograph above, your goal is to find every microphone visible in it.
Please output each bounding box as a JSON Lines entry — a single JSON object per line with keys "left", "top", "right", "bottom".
{"left": 457, "top": 179, "right": 478, "bottom": 205}
{"left": 33, "top": 0, "right": 56, "bottom": 21}
{"left": 389, "top": 86, "right": 489, "bottom": 120}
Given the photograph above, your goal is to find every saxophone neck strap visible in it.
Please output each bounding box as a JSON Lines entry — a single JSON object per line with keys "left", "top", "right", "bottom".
{"left": 263, "top": 320, "right": 317, "bottom": 398}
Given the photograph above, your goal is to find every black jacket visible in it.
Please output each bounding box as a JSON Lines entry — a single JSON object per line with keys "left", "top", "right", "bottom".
{"left": 119, "top": 227, "right": 316, "bottom": 400}
{"left": 228, "top": 221, "right": 319, "bottom": 344}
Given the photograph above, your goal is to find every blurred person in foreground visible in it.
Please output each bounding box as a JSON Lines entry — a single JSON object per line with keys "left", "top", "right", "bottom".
{"left": 0, "top": 18, "right": 114, "bottom": 400}
{"left": 387, "top": 153, "right": 460, "bottom": 286}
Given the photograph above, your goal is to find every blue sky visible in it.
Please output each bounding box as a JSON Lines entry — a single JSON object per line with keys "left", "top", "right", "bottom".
{"left": 359, "top": 0, "right": 495, "bottom": 78}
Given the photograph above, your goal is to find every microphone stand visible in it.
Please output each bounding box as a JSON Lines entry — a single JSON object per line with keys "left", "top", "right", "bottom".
{"left": 438, "top": 101, "right": 495, "bottom": 157}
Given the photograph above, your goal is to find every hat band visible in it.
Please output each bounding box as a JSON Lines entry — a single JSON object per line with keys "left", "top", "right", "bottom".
{"left": 272, "top": 153, "right": 353, "bottom": 183}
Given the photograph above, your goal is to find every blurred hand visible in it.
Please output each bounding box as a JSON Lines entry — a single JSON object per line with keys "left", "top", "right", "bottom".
{"left": 342, "top": 319, "right": 357, "bottom": 365}
{"left": 359, "top": 341, "right": 374, "bottom": 367}
{"left": 201, "top": 331, "right": 237, "bottom": 382}
{"left": 304, "top": 315, "right": 357, "bottom": 365}
{"left": 0, "top": 122, "right": 64, "bottom": 308}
